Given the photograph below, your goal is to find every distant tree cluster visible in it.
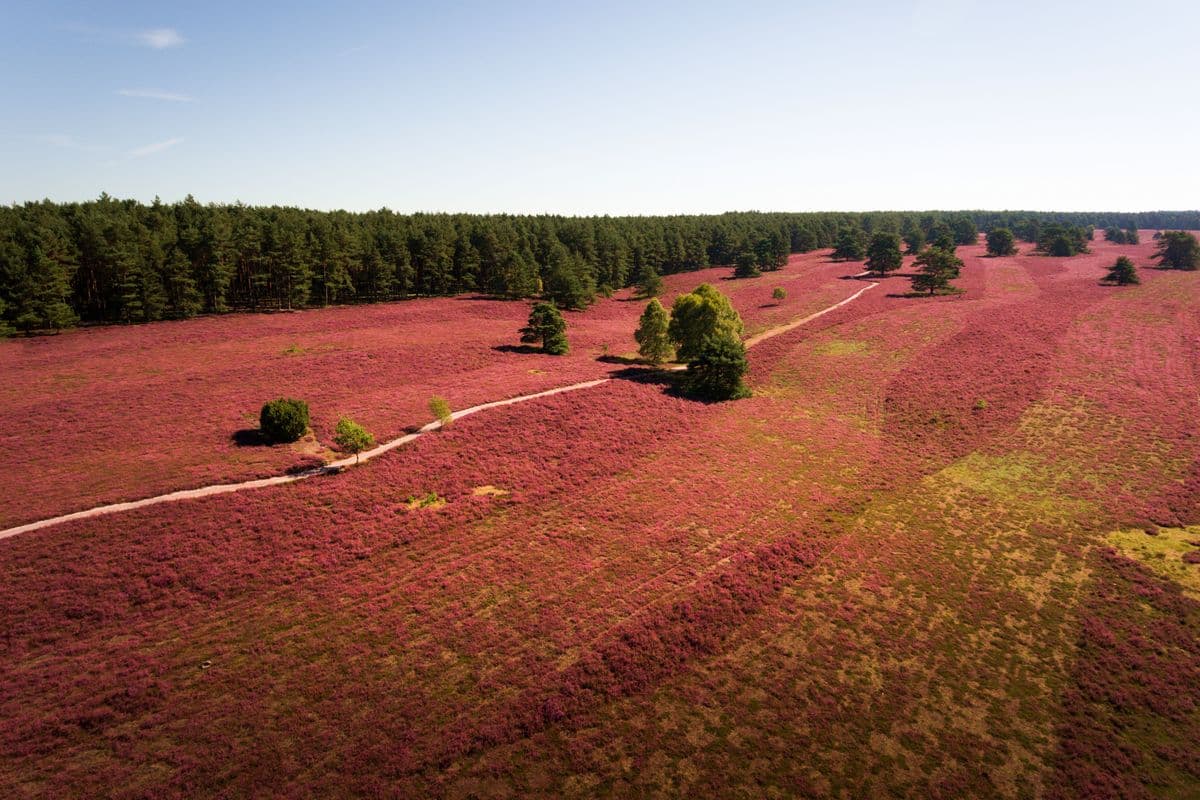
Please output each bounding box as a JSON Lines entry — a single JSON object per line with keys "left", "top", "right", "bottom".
{"left": 1035, "top": 223, "right": 1091, "bottom": 257}
{"left": 3, "top": 198, "right": 1196, "bottom": 333}
{"left": 1104, "top": 226, "right": 1140, "bottom": 245}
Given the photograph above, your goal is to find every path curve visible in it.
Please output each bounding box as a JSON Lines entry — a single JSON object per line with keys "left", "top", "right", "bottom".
{"left": 0, "top": 279, "right": 878, "bottom": 542}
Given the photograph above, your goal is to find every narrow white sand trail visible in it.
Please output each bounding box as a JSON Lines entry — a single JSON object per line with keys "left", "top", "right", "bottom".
{"left": 0, "top": 279, "right": 878, "bottom": 542}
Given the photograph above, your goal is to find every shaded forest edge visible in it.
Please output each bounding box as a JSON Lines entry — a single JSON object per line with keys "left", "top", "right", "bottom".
{"left": 2, "top": 196, "right": 1197, "bottom": 333}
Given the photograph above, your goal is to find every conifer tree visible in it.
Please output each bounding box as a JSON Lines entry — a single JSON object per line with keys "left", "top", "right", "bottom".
{"left": 865, "top": 232, "right": 903, "bottom": 276}
{"left": 520, "top": 301, "right": 569, "bottom": 354}
{"left": 733, "top": 251, "right": 761, "bottom": 279}
{"left": 1154, "top": 231, "right": 1199, "bottom": 270}
{"left": 1102, "top": 256, "right": 1139, "bottom": 285}
{"left": 986, "top": 228, "right": 1017, "bottom": 256}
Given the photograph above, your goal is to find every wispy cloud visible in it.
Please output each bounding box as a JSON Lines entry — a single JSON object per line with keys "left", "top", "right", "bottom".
{"left": 135, "top": 28, "right": 185, "bottom": 49}
{"left": 128, "top": 137, "right": 184, "bottom": 157}
{"left": 63, "top": 23, "right": 185, "bottom": 49}
{"left": 117, "top": 88, "right": 194, "bottom": 102}
{"left": 43, "top": 134, "right": 106, "bottom": 153}
{"left": 339, "top": 44, "right": 370, "bottom": 57}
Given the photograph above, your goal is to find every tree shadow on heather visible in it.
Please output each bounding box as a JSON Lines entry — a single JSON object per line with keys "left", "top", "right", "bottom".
{"left": 230, "top": 428, "right": 269, "bottom": 447}
{"left": 597, "top": 354, "right": 645, "bottom": 366}
{"left": 604, "top": 364, "right": 681, "bottom": 388}
{"left": 492, "top": 344, "right": 541, "bottom": 355}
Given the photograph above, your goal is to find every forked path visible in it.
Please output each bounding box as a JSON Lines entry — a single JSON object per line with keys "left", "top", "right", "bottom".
{"left": 0, "top": 280, "right": 878, "bottom": 542}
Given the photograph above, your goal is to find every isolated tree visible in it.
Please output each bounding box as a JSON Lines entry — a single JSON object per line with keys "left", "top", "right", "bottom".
{"left": 637, "top": 265, "right": 663, "bottom": 298}
{"left": 1102, "top": 256, "right": 1140, "bottom": 286}
{"left": 865, "top": 232, "right": 903, "bottom": 276}
{"left": 520, "top": 301, "right": 569, "bottom": 354}
{"left": 333, "top": 417, "right": 374, "bottom": 463}
{"left": 986, "top": 228, "right": 1017, "bottom": 256}
{"left": 1154, "top": 231, "right": 1199, "bottom": 270}
{"left": 634, "top": 298, "right": 674, "bottom": 364}
{"left": 832, "top": 226, "right": 866, "bottom": 261}
{"left": 259, "top": 398, "right": 310, "bottom": 443}
{"left": 1125, "top": 228, "right": 1140, "bottom": 245}
{"left": 429, "top": 395, "right": 453, "bottom": 427}
{"left": 733, "top": 250, "right": 761, "bottom": 279}
{"left": 772, "top": 287, "right": 787, "bottom": 303}
{"left": 684, "top": 335, "right": 751, "bottom": 401}
{"left": 668, "top": 283, "right": 744, "bottom": 361}
{"left": 1104, "top": 226, "right": 1127, "bottom": 244}
{"left": 911, "top": 247, "right": 963, "bottom": 295}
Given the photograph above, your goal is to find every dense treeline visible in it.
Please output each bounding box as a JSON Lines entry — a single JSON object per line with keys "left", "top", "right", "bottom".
{"left": 2, "top": 196, "right": 1197, "bottom": 332}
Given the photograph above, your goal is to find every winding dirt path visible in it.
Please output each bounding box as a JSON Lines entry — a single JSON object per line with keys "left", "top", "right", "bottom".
{"left": 0, "top": 280, "right": 878, "bottom": 542}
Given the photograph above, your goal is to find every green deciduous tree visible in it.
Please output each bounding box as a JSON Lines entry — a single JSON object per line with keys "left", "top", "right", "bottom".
{"left": 520, "top": 301, "right": 569, "bottom": 354}
{"left": 334, "top": 417, "right": 374, "bottom": 463}
{"left": 634, "top": 298, "right": 674, "bottom": 364}
{"left": 1102, "top": 256, "right": 1140, "bottom": 285}
{"left": 429, "top": 395, "right": 453, "bottom": 427}
{"left": 667, "top": 283, "right": 743, "bottom": 361}
{"left": 986, "top": 228, "right": 1017, "bottom": 257}
{"left": 865, "top": 232, "right": 903, "bottom": 276}
{"left": 1154, "top": 231, "right": 1199, "bottom": 270}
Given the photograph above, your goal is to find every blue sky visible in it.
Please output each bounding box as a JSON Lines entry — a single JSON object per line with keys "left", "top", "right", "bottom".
{"left": 2, "top": 0, "right": 1197, "bottom": 213}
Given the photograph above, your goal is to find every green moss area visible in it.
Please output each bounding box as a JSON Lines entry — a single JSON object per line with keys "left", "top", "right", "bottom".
{"left": 813, "top": 339, "right": 869, "bottom": 356}
{"left": 1106, "top": 525, "right": 1200, "bottom": 600}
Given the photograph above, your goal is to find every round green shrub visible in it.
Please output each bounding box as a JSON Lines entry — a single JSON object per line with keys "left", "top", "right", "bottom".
{"left": 260, "top": 397, "right": 310, "bottom": 443}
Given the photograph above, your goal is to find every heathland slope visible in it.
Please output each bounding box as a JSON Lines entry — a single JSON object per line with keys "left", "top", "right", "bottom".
{"left": 1, "top": 234, "right": 1197, "bottom": 798}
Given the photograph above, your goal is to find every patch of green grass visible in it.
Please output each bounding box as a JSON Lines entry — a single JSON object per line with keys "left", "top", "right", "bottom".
{"left": 1106, "top": 525, "right": 1200, "bottom": 599}
{"left": 814, "top": 339, "right": 869, "bottom": 357}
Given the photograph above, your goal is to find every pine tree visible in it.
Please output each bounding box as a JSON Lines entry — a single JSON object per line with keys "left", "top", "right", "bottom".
{"left": 986, "top": 228, "right": 1017, "bottom": 256}
{"left": 1102, "top": 256, "right": 1139, "bottom": 285}
{"left": 637, "top": 265, "right": 663, "bottom": 298}
{"left": 1153, "top": 231, "right": 1199, "bottom": 270}
{"left": 865, "top": 232, "right": 903, "bottom": 276}
{"left": 733, "top": 250, "right": 761, "bottom": 278}
{"left": 911, "top": 247, "right": 963, "bottom": 295}
{"left": 520, "top": 301, "right": 569, "bottom": 354}
{"left": 832, "top": 227, "right": 866, "bottom": 261}
{"left": 634, "top": 298, "right": 674, "bottom": 364}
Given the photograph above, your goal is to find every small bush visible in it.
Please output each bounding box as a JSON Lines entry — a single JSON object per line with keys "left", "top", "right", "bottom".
{"left": 772, "top": 287, "right": 787, "bottom": 302}
{"left": 259, "top": 398, "right": 310, "bottom": 443}
{"left": 429, "top": 396, "right": 453, "bottom": 427}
